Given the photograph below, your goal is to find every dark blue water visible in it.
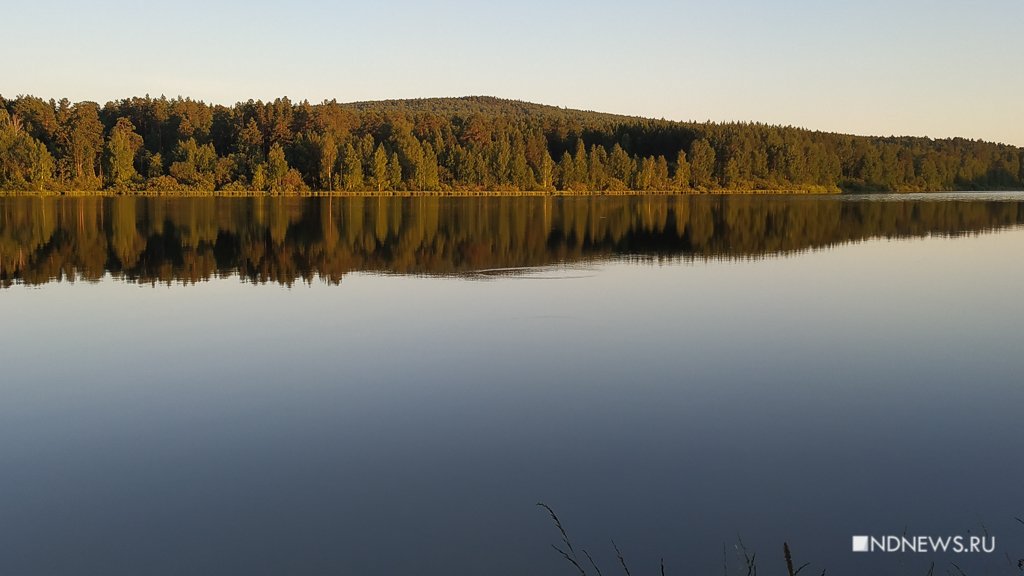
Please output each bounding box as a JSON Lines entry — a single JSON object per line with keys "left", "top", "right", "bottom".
{"left": 1, "top": 194, "right": 1023, "bottom": 575}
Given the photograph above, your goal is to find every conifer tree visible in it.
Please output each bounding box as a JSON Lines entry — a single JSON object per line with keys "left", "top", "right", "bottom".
{"left": 673, "top": 149, "right": 690, "bottom": 190}
{"left": 372, "top": 145, "right": 388, "bottom": 192}
{"left": 689, "top": 139, "right": 716, "bottom": 189}
{"left": 342, "top": 142, "right": 364, "bottom": 191}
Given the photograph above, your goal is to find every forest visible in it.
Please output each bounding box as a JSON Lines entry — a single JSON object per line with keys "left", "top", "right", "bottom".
{"left": 1, "top": 94, "right": 1021, "bottom": 193}
{"left": 3, "top": 195, "right": 1023, "bottom": 287}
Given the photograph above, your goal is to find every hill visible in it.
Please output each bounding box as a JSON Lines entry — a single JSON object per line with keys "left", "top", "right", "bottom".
{"left": 1, "top": 94, "right": 1021, "bottom": 193}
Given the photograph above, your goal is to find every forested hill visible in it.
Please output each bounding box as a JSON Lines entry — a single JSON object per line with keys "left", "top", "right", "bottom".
{"left": 1, "top": 94, "right": 1021, "bottom": 193}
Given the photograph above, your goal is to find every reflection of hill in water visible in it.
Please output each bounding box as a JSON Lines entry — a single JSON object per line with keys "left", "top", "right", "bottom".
{"left": 2, "top": 195, "right": 1023, "bottom": 287}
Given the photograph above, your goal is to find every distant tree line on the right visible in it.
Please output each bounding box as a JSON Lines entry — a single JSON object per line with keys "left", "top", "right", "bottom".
{"left": 1, "top": 95, "right": 1021, "bottom": 193}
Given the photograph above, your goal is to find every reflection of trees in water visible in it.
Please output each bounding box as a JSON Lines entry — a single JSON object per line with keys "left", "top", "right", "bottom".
{"left": 2, "top": 195, "right": 1023, "bottom": 287}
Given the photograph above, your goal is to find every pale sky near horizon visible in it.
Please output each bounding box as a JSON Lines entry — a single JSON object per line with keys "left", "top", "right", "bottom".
{"left": 6, "top": 0, "right": 1023, "bottom": 145}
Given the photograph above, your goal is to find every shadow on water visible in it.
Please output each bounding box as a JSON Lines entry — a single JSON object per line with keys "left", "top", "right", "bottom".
{"left": 2, "top": 193, "right": 1024, "bottom": 287}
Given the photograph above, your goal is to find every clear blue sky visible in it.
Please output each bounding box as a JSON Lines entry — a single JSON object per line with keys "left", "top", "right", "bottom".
{"left": 7, "top": 0, "right": 1023, "bottom": 145}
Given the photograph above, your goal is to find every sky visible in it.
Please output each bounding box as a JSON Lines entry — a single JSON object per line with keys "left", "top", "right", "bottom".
{"left": 6, "top": 0, "right": 1023, "bottom": 146}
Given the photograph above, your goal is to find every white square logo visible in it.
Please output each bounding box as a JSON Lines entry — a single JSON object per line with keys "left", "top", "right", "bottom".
{"left": 852, "top": 536, "right": 870, "bottom": 552}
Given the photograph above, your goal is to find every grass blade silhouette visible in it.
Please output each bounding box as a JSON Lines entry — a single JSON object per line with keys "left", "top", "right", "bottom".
{"left": 538, "top": 502, "right": 587, "bottom": 576}
{"left": 611, "top": 540, "right": 632, "bottom": 576}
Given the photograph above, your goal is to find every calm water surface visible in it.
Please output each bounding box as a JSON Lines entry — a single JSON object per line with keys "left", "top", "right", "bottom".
{"left": 1, "top": 193, "right": 1023, "bottom": 576}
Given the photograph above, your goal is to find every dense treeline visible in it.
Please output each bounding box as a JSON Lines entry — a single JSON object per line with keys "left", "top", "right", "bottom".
{"left": 3, "top": 195, "right": 1023, "bottom": 287}
{"left": 1, "top": 94, "right": 1021, "bottom": 193}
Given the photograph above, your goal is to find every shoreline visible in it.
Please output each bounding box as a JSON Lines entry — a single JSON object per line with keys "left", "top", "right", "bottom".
{"left": 0, "top": 188, "right": 847, "bottom": 198}
{"left": 2, "top": 189, "right": 1020, "bottom": 198}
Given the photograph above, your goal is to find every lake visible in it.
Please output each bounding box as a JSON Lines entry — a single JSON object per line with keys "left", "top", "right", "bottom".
{"left": 1, "top": 193, "right": 1023, "bottom": 576}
